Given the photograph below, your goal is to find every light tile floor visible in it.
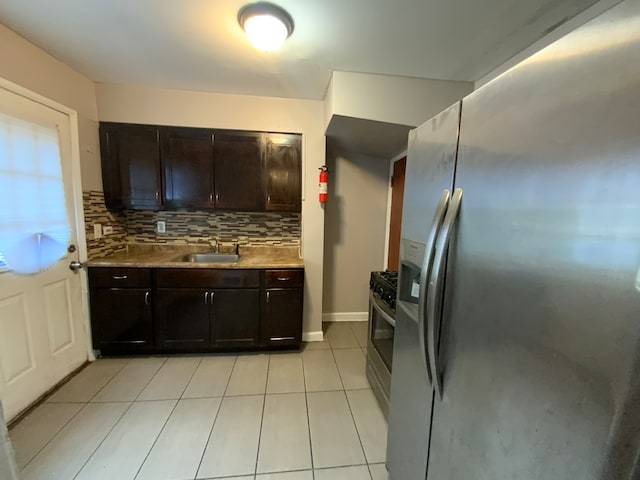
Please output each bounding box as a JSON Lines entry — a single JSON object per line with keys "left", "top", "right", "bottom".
{"left": 9, "top": 322, "right": 389, "bottom": 480}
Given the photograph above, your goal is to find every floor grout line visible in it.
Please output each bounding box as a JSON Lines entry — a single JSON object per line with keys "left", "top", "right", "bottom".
{"left": 17, "top": 401, "right": 89, "bottom": 472}
{"left": 252, "top": 354, "right": 271, "bottom": 476}
{"left": 192, "top": 398, "right": 224, "bottom": 480}
{"left": 328, "top": 343, "right": 347, "bottom": 392}
{"left": 343, "top": 390, "right": 373, "bottom": 479}
{"left": 330, "top": 325, "right": 372, "bottom": 478}
{"left": 222, "top": 355, "right": 239, "bottom": 397}
{"left": 72, "top": 400, "right": 136, "bottom": 480}
{"left": 131, "top": 398, "right": 181, "bottom": 480}
{"left": 194, "top": 354, "right": 238, "bottom": 479}
{"left": 301, "top": 345, "right": 316, "bottom": 480}
{"left": 133, "top": 357, "right": 169, "bottom": 402}
{"left": 177, "top": 356, "right": 205, "bottom": 400}
{"left": 85, "top": 357, "right": 131, "bottom": 403}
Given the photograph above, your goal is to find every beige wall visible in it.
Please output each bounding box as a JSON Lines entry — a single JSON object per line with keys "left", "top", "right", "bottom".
{"left": 327, "top": 71, "right": 473, "bottom": 128}
{"left": 0, "top": 24, "right": 102, "bottom": 191}
{"left": 323, "top": 148, "right": 390, "bottom": 318}
{"left": 96, "top": 83, "right": 326, "bottom": 339}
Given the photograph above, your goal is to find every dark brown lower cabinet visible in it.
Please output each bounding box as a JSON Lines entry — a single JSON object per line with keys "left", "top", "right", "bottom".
{"left": 262, "top": 269, "right": 304, "bottom": 347}
{"left": 155, "top": 288, "right": 210, "bottom": 350}
{"left": 263, "top": 288, "right": 303, "bottom": 347}
{"left": 89, "top": 267, "right": 303, "bottom": 354}
{"left": 156, "top": 287, "right": 260, "bottom": 350}
{"left": 89, "top": 288, "right": 154, "bottom": 353}
{"left": 211, "top": 289, "right": 260, "bottom": 348}
{"left": 89, "top": 267, "right": 154, "bottom": 354}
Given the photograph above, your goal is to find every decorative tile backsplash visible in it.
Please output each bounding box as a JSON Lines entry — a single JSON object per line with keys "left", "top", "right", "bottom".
{"left": 82, "top": 191, "right": 301, "bottom": 259}
{"left": 126, "top": 210, "right": 301, "bottom": 246}
{"left": 82, "top": 191, "right": 128, "bottom": 258}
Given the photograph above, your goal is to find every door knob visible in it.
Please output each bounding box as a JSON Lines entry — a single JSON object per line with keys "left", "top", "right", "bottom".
{"left": 69, "top": 261, "right": 84, "bottom": 272}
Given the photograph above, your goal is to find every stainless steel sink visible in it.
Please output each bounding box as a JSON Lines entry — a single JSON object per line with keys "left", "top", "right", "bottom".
{"left": 172, "top": 253, "right": 239, "bottom": 263}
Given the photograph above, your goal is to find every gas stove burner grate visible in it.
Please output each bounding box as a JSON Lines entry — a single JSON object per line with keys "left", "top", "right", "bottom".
{"left": 378, "top": 271, "right": 398, "bottom": 283}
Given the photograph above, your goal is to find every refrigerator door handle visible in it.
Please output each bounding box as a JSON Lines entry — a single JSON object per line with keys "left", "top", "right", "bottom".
{"left": 418, "top": 189, "right": 451, "bottom": 384}
{"left": 427, "top": 187, "right": 463, "bottom": 399}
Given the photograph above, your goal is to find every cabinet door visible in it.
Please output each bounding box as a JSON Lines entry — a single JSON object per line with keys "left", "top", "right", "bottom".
{"left": 213, "top": 132, "right": 264, "bottom": 210}
{"left": 265, "top": 134, "right": 301, "bottom": 212}
{"left": 211, "top": 289, "right": 260, "bottom": 348}
{"left": 156, "top": 288, "right": 210, "bottom": 350}
{"left": 263, "top": 288, "right": 303, "bottom": 347}
{"left": 162, "top": 127, "right": 215, "bottom": 209}
{"left": 89, "top": 288, "right": 153, "bottom": 353}
{"left": 99, "top": 123, "right": 163, "bottom": 210}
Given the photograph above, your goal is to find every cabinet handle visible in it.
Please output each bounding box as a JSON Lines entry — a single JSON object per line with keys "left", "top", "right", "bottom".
{"left": 155, "top": 192, "right": 159, "bottom": 202}
{"left": 144, "top": 291, "right": 150, "bottom": 305}
{"left": 215, "top": 193, "right": 219, "bottom": 203}
{"left": 266, "top": 291, "right": 270, "bottom": 303}
{"left": 210, "top": 291, "right": 215, "bottom": 304}
{"left": 270, "top": 336, "right": 295, "bottom": 341}
{"left": 277, "top": 277, "right": 290, "bottom": 281}
{"left": 204, "top": 291, "right": 209, "bottom": 304}
{"left": 112, "top": 275, "right": 128, "bottom": 280}
{"left": 268, "top": 195, "right": 271, "bottom": 203}
{"left": 209, "top": 193, "right": 213, "bottom": 205}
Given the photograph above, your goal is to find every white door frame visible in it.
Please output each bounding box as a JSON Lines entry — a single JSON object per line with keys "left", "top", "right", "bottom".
{"left": 0, "top": 77, "right": 92, "bottom": 362}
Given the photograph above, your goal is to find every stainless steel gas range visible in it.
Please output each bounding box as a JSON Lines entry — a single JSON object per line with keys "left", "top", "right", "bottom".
{"left": 366, "top": 270, "right": 397, "bottom": 419}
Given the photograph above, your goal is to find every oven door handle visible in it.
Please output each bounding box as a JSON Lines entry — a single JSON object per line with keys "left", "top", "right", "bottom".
{"left": 369, "top": 291, "right": 396, "bottom": 327}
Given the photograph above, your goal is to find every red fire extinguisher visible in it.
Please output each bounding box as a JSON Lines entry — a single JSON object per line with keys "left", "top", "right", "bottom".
{"left": 319, "top": 165, "right": 328, "bottom": 203}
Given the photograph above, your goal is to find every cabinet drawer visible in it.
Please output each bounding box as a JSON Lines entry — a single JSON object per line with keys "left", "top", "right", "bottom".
{"left": 155, "top": 269, "right": 260, "bottom": 288}
{"left": 89, "top": 268, "right": 152, "bottom": 288}
{"left": 265, "top": 269, "right": 304, "bottom": 288}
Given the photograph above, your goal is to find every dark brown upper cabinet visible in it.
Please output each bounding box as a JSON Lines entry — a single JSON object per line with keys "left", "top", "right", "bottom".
{"left": 99, "top": 122, "right": 302, "bottom": 212}
{"left": 99, "top": 123, "right": 163, "bottom": 210}
{"left": 265, "top": 133, "right": 302, "bottom": 212}
{"left": 162, "top": 127, "right": 215, "bottom": 209}
{"left": 213, "top": 132, "right": 264, "bottom": 211}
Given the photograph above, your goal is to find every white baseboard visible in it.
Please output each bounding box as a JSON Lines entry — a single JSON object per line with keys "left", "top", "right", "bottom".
{"left": 302, "top": 330, "right": 324, "bottom": 342}
{"left": 322, "top": 312, "right": 368, "bottom": 322}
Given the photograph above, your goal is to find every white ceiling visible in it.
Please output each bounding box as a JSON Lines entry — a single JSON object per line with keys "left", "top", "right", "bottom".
{"left": 0, "top": 0, "right": 599, "bottom": 100}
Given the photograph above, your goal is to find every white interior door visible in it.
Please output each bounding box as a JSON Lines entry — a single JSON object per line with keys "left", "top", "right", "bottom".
{"left": 0, "top": 86, "right": 88, "bottom": 421}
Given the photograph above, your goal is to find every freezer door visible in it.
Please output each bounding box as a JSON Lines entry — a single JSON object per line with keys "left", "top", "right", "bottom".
{"left": 387, "top": 102, "right": 460, "bottom": 480}
{"left": 427, "top": 2, "right": 640, "bottom": 480}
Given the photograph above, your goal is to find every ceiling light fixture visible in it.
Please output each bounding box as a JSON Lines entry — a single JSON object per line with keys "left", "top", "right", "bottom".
{"left": 238, "top": 2, "right": 294, "bottom": 52}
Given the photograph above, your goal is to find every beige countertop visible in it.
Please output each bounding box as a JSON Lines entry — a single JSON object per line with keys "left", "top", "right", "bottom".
{"left": 87, "top": 244, "right": 303, "bottom": 269}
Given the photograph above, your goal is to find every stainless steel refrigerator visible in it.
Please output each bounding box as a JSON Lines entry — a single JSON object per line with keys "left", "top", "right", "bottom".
{"left": 387, "top": 1, "right": 640, "bottom": 479}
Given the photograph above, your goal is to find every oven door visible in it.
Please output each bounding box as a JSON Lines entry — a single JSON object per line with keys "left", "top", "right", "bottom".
{"left": 368, "top": 291, "right": 395, "bottom": 373}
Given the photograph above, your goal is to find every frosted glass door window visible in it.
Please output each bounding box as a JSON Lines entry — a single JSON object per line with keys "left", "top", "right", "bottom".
{"left": 0, "top": 112, "right": 70, "bottom": 274}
